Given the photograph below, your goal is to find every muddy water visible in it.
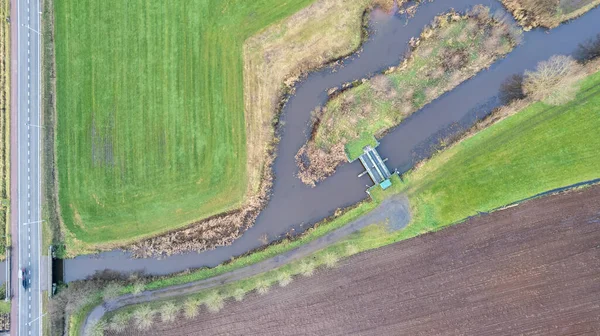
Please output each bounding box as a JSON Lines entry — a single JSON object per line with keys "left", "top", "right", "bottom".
{"left": 64, "top": 0, "right": 600, "bottom": 282}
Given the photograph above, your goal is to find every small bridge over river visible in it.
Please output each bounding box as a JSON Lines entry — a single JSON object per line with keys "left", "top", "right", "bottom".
{"left": 358, "top": 145, "right": 394, "bottom": 190}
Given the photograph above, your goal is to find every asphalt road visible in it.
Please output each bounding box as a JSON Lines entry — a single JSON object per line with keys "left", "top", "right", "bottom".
{"left": 14, "top": 0, "right": 43, "bottom": 334}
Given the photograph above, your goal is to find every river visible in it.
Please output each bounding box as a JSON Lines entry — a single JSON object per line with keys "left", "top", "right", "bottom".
{"left": 63, "top": 0, "right": 600, "bottom": 282}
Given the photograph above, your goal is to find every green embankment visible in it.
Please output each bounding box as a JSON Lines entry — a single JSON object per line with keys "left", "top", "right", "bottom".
{"left": 54, "top": 0, "right": 318, "bottom": 249}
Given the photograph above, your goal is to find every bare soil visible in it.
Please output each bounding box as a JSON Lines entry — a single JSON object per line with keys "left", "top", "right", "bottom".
{"left": 110, "top": 185, "right": 600, "bottom": 335}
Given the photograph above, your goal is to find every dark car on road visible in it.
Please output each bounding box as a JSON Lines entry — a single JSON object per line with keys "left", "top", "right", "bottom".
{"left": 19, "top": 268, "right": 31, "bottom": 289}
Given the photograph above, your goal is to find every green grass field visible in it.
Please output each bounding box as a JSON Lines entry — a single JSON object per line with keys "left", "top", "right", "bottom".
{"left": 54, "top": 0, "right": 317, "bottom": 249}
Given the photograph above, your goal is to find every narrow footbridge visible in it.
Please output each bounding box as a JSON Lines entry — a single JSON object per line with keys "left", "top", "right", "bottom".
{"left": 358, "top": 145, "right": 393, "bottom": 190}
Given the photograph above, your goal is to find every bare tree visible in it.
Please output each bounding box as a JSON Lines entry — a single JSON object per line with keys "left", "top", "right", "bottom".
{"left": 109, "top": 312, "right": 130, "bottom": 332}
{"left": 298, "top": 261, "right": 316, "bottom": 277}
{"left": 133, "top": 305, "right": 155, "bottom": 330}
{"left": 277, "top": 271, "right": 293, "bottom": 287}
{"left": 322, "top": 252, "right": 340, "bottom": 268}
{"left": 131, "top": 282, "right": 145, "bottom": 296}
{"left": 102, "top": 282, "right": 123, "bottom": 300}
{"left": 232, "top": 288, "right": 247, "bottom": 302}
{"left": 523, "top": 55, "right": 584, "bottom": 105}
{"left": 574, "top": 34, "right": 600, "bottom": 63}
{"left": 203, "top": 291, "right": 225, "bottom": 313}
{"left": 255, "top": 279, "right": 271, "bottom": 295}
{"left": 183, "top": 298, "right": 200, "bottom": 319}
{"left": 85, "top": 319, "right": 107, "bottom": 336}
{"left": 160, "top": 302, "right": 179, "bottom": 323}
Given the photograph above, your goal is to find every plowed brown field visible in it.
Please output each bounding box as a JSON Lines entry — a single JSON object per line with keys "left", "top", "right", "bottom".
{"left": 111, "top": 186, "right": 600, "bottom": 336}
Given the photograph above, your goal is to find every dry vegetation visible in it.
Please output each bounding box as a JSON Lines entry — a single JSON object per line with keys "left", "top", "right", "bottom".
{"left": 0, "top": 0, "right": 10, "bottom": 258}
{"left": 125, "top": 0, "right": 394, "bottom": 257}
{"left": 297, "top": 7, "right": 521, "bottom": 186}
{"left": 523, "top": 55, "right": 585, "bottom": 105}
{"left": 502, "top": 0, "right": 600, "bottom": 29}
{"left": 0, "top": 314, "right": 8, "bottom": 332}
{"left": 575, "top": 33, "right": 600, "bottom": 62}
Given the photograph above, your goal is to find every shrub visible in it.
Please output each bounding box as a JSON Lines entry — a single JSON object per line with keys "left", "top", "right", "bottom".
{"left": 345, "top": 243, "right": 359, "bottom": 256}
{"left": 523, "top": 55, "right": 584, "bottom": 105}
{"left": 255, "top": 280, "right": 270, "bottom": 295}
{"left": 574, "top": 34, "right": 600, "bottom": 63}
{"left": 499, "top": 74, "right": 526, "bottom": 105}
{"left": 277, "top": 271, "right": 293, "bottom": 287}
{"left": 232, "top": 288, "right": 247, "bottom": 302}
{"left": 133, "top": 305, "right": 155, "bottom": 330}
{"left": 298, "top": 261, "right": 316, "bottom": 277}
{"left": 108, "top": 312, "right": 130, "bottom": 332}
{"left": 183, "top": 298, "right": 200, "bottom": 318}
{"left": 102, "top": 283, "right": 123, "bottom": 300}
{"left": 322, "top": 252, "right": 339, "bottom": 268}
{"left": 131, "top": 282, "right": 145, "bottom": 296}
{"left": 85, "top": 319, "right": 107, "bottom": 336}
{"left": 203, "top": 291, "right": 225, "bottom": 312}
{"left": 160, "top": 301, "right": 179, "bottom": 323}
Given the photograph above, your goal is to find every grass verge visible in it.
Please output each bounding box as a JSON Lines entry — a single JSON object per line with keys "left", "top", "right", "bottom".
{"left": 0, "top": 0, "right": 11, "bottom": 259}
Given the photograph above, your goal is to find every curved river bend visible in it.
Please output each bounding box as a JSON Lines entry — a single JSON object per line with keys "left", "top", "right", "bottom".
{"left": 63, "top": 0, "right": 600, "bottom": 282}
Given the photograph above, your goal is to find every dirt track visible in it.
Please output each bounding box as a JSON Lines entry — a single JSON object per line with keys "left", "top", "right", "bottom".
{"left": 110, "top": 186, "right": 600, "bottom": 336}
